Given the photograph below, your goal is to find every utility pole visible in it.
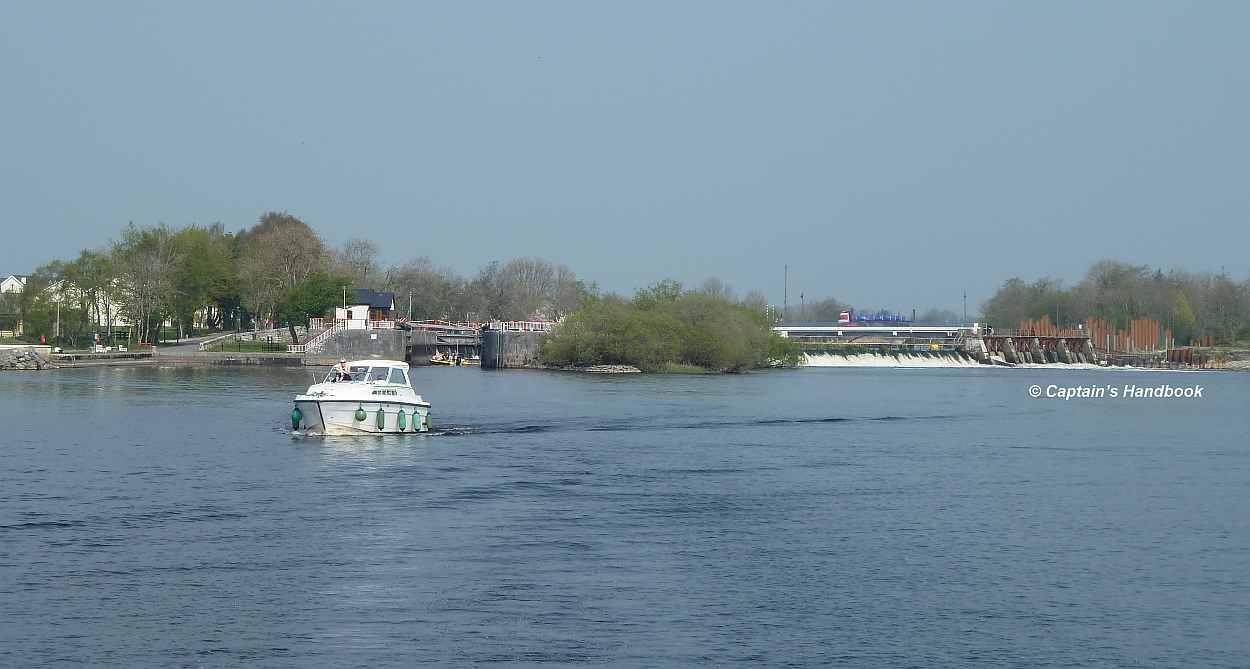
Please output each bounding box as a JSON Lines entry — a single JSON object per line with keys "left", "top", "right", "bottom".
{"left": 963, "top": 291, "right": 967, "bottom": 323}
{"left": 783, "top": 264, "right": 788, "bottom": 323}
{"left": 408, "top": 290, "right": 413, "bottom": 321}
{"left": 800, "top": 292, "right": 805, "bottom": 322}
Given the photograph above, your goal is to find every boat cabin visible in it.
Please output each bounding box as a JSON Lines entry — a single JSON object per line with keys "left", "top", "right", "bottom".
{"left": 324, "top": 360, "right": 411, "bottom": 386}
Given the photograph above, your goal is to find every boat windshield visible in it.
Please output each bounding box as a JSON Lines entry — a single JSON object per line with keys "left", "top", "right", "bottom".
{"left": 323, "top": 365, "right": 372, "bottom": 383}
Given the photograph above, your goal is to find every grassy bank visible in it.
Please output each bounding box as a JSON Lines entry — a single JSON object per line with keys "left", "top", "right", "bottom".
{"left": 540, "top": 282, "right": 801, "bottom": 373}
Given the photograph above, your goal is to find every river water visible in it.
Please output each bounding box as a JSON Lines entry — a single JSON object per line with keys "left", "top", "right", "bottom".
{"left": 2, "top": 365, "right": 1247, "bottom": 667}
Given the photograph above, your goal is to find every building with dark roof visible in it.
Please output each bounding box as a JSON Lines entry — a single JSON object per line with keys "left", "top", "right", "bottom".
{"left": 352, "top": 289, "right": 395, "bottom": 312}
{"left": 332, "top": 288, "right": 397, "bottom": 326}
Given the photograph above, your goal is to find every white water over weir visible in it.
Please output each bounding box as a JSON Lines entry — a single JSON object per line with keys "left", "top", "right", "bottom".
{"left": 802, "top": 352, "right": 983, "bottom": 368}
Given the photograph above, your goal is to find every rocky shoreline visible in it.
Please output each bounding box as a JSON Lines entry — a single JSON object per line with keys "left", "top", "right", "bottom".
{"left": 548, "top": 364, "right": 643, "bottom": 374}
{"left": 0, "top": 348, "right": 57, "bottom": 371}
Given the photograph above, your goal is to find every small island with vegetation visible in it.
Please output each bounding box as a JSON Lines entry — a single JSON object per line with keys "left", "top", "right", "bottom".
{"left": 539, "top": 280, "right": 800, "bottom": 373}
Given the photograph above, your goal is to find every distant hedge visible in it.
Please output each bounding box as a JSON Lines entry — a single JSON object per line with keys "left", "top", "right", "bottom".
{"left": 540, "top": 282, "right": 800, "bottom": 372}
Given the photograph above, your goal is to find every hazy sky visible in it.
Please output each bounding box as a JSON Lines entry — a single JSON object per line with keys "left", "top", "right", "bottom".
{"left": 2, "top": 2, "right": 1247, "bottom": 312}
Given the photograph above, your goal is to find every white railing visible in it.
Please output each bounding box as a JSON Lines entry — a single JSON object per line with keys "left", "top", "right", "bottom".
{"left": 486, "top": 320, "right": 557, "bottom": 333}
{"left": 297, "top": 321, "right": 345, "bottom": 354}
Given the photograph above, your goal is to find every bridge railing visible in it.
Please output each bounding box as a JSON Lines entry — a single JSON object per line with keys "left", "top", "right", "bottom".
{"left": 987, "top": 328, "right": 1089, "bottom": 339}
{"left": 409, "top": 319, "right": 484, "bottom": 332}
{"left": 485, "top": 320, "right": 557, "bottom": 333}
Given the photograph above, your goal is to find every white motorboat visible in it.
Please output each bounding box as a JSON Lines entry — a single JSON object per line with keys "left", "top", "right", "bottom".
{"left": 291, "top": 359, "right": 431, "bottom": 435}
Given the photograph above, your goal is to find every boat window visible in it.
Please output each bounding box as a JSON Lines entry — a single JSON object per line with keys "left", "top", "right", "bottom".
{"left": 367, "top": 367, "right": 389, "bottom": 382}
{"left": 388, "top": 368, "right": 407, "bottom": 385}
{"left": 325, "top": 365, "right": 369, "bottom": 383}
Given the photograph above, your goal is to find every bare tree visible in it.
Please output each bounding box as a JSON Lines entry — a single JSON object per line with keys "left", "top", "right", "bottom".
{"left": 337, "top": 238, "right": 379, "bottom": 287}
{"left": 701, "top": 277, "right": 734, "bottom": 300}
{"left": 381, "top": 257, "right": 469, "bottom": 321}
{"left": 236, "top": 212, "right": 329, "bottom": 328}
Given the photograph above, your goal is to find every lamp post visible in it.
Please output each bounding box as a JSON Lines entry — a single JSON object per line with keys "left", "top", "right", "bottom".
{"left": 783, "top": 264, "right": 788, "bottom": 323}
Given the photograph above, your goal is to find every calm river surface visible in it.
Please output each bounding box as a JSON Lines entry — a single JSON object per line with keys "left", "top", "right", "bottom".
{"left": 2, "top": 365, "right": 1248, "bottom": 667}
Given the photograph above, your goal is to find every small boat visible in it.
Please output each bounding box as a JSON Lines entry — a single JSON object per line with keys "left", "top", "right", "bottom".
{"left": 430, "top": 352, "right": 475, "bottom": 366}
{"left": 429, "top": 352, "right": 460, "bottom": 366}
{"left": 291, "top": 359, "right": 431, "bottom": 435}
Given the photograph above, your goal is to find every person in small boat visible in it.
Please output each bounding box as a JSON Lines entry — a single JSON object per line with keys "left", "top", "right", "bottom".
{"left": 333, "top": 358, "right": 351, "bottom": 382}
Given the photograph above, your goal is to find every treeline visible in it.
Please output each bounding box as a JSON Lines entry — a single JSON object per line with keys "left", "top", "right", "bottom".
{"left": 983, "top": 260, "right": 1250, "bottom": 345}
{"left": 540, "top": 279, "right": 800, "bottom": 372}
{"left": 2, "top": 211, "right": 591, "bottom": 345}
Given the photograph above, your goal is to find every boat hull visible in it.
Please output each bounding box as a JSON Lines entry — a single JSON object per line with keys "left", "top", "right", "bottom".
{"left": 294, "top": 398, "right": 431, "bottom": 435}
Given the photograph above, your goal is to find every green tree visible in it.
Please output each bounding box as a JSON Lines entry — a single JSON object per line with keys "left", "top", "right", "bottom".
{"left": 171, "top": 224, "right": 236, "bottom": 338}
{"left": 279, "top": 273, "right": 351, "bottom": 343}
{"left": 112, "top": 223, "right": 181, "bottom": 344}
{"left": 1172, "top": 292, "right": 1197, "bottom": 345}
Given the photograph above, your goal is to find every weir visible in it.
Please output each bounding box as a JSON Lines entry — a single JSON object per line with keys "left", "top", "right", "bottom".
{"left": 774, "top": 323, "right": 1103, "bottom": 367}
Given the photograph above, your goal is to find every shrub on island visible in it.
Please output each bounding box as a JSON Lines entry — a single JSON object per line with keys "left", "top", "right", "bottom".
{"left": 540, "top": 281, "right": 800, "bottom": 373}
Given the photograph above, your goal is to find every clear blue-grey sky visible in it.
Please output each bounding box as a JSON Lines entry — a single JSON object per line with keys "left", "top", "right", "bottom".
{"left": 2, "top": 1, "right": 1247, "bottom": 312}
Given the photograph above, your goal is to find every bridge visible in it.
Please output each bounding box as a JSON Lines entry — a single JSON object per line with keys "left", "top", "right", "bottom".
{"left": 404, "top": 320, "right": 557, "bottom": 366}
{"left": 775, "top": 323, "right": 980, "bottom": 338}
{"left": 774, "top": 323, "right": 981, "bottom": 351}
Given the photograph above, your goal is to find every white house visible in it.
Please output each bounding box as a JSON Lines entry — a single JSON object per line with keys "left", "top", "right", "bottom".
{"left": 1, "top": 274, "right": 26, "bottom": 294}
{"left": 1, "top": 274, "right": 26, "bottom": 335}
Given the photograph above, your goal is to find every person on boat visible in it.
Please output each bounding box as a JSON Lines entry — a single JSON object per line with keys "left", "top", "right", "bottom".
{"left": 333, "top": 359, "right": 350, "bottom": 382}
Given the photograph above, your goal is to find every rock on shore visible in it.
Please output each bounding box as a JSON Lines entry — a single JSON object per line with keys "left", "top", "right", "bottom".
{"left": 0, "top": 348, "right": 57, "bottom": 371}
{"left": 551, "top": 364, "right": 643, "bottom": 374}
